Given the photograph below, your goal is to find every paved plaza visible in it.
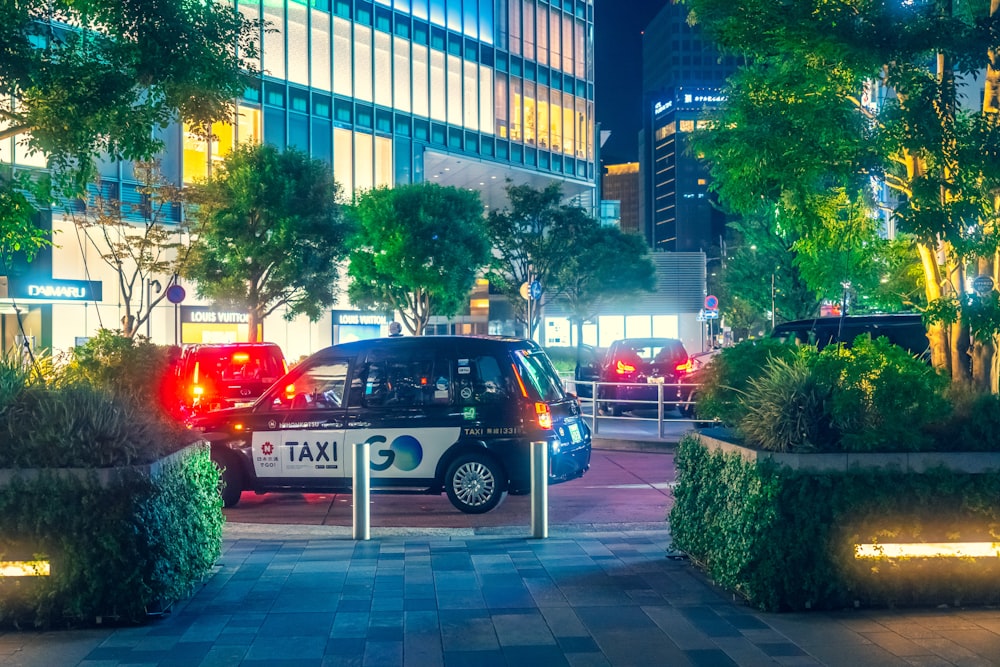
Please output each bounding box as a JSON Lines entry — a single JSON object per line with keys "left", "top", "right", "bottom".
{"left": 2, "top": 521, "right": 999, "bottom": 666}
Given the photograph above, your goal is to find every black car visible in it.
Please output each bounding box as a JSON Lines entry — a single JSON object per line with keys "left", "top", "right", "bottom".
{"left": 191, "top": 336, "right": 592, "bottom": 514}
{"left": 575, "top": 338, "right": 692, "bottom": 416}
{"left": 771, "top": 314, "right": 929, "bottom": 359}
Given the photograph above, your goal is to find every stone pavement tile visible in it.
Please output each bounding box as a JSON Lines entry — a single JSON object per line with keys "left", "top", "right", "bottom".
{"left": 371, "top": 597, "right": 404, "bottom": 612}
{"left": 564, "top": 652, "right": 613, "bottom": 667}
{"left": 780, "top": 638, "right": 909, "bottom": 667}
{"left": 243, "top": 635, "right": 327, "bottom": 661}
{"left": 575, "top": 605, "right": 660, "bottom": 633}
{"left": 403, "top": 633, "right": 443, "bottom": 666}
{"left": 539, "top": 606, "right": 589, "bottom": 637}
{"left": 198, "top": 644, "right": 249, "bottom": 666}
{"left": 678, "top": 605, "right": 743, "bottom": 638}
{"left": 525, "top": 576, "right": 570, "bottom": 607}
{"left": 482, "top": 583, "right": 535, "bottom": 609}
{"left": 910, "top": 634, "right": 996, "bottom": 665}
{"left": 937, "top": 628, "right": 1000, "bottom": 659}
{"left": 588, "top": 628, "right": 687, "bottom": 666}
{"left": 271, "top": 591, "right": 340, "bottom": 613}
{"left": 435, "top": 588, "right": 487, "bottom": 610}
{"left": 859, "top": 630, "right": 941, "bottom": 658}
{"left": 642, "top": 605, "right": 719, "bottom": 650}
{"left": 178, "top": 614, "right": 230, "bottom": 643}
{"left": 336, "top": 598, "right": 371, "bottom": 612}
{"left": 259, "top": 611, "right": 334, "bottom": 637}
{"left": 432, "top": 571, "right": 478, "bottom": 591}
{"left": 492, "top": 610, "right": 558, "bottom": 646}
{"left": 330, "top": 611, "right": 371, "bottom": 638}
{"left": 441, "top": 648, "right": 506, "bottom": 667}
{"left": 899, "top": 656, "right": 958, "bottom": 667}
{"left": 363, "top": 639, "right": 402, "bottom": 665}
{"left": 684, "top": 647, "right": 740, "bottom": 666}
{"left": 439, "top": 610, "right": 499, "bottom": 652}
{"left": 502, "top": 644, "right": 571, "bottom": 666}
{"left": 712, "top": 635, "right": 789, "bottom": 666}
{"left": 557, "top": 636, "right": 601, "bottom": 653}
{"left": 403, "top": 610, "right": 439, "bottom": 634}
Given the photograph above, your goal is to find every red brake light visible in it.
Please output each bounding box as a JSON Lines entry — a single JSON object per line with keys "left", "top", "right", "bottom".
{"left": 615, "top": 359, "right": 636, "bottom": 374}
{"left": 232, "top": 352, "right": 250, "bottom": 362}
{"left": 675, "top": 359, "right": 693, "bottom": 374}
{"left": 284, "top": 383, "right": 296, "bottom": 399}
{"left": 535, "top": 402, "right": 552, "bottom": 430}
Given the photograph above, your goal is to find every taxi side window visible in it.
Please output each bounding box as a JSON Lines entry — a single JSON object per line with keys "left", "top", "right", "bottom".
{"left": 456, "top": 355, "right": 511, "bottom": 405}
{"left": 363, "top": 357, "right": 450, "bottom": 408}
{"left": 271, "top": 361, "right": 349, "bottom": 411}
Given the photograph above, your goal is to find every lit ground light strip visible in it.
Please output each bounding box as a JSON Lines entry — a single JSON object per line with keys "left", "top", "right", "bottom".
{"left": 0, "top": 561, "right": 51, "bottom": 577}
{"left": 855, "top": 543, "right": 1000, "bottom": 558}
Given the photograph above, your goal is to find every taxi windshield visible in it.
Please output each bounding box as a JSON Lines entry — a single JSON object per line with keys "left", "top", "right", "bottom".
{"left": 513, "top": 349, "right": 566, "bottom": 402}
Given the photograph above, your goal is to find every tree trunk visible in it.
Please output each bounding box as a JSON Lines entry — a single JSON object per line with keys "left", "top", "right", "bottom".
{"left": 247, "top": 310, "right": 260, "bottom": 342}
{"left": 917, "top": 242, "right": 950, "bottom": 374}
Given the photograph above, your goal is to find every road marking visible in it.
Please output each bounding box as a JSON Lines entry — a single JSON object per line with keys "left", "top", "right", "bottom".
{"left": 584, "top": 482, "right": 676, "bottom": 490}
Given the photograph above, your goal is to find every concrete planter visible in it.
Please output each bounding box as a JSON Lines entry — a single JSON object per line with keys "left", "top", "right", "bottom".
{"left": 0, "top": 441, "right": 222, "bottom": 628}
{"left": 670, "top": 431, "right": 1000, "bottom": 611}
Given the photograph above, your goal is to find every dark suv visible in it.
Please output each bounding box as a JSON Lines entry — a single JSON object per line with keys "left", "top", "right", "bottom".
{"left": 576, "top": 338, "right": 692, "bottom": 416}
{"left": 771, "top": 314, "right": 929, "bottom": 358}
{"left": 190, "top": 336, "right": 592, "bottom": 513}
{"left": 169, "top": 342, "right": 287, "bottom": 419}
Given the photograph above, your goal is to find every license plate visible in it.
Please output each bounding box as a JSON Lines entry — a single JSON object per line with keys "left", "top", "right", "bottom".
{"left": 568, "top": 422, "right": 582, "bottom": 443}
{"left": 647, "top": 376, "right": 665, "bottom": 384}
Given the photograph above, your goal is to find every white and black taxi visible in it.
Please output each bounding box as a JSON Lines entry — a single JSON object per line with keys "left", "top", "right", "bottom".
{"left": 191, "top": 336, "right": 592, "bottom": 513}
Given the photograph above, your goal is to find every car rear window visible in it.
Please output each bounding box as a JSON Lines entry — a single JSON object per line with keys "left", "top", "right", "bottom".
{"left": 191, "top": 348, "right": 284, "bottom": 382}
{"left": 513, "top": 349, "right": 566, "bottom": 402}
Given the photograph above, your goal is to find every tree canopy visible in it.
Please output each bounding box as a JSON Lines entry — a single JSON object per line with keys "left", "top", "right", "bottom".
{"left": 1, "top": 0, "right": 260, "bottom": 303}
{"left": 346, "top": 183, "right": 490, "bottom": 336}
{"left": 184, "top": 144, "right": 352, "bottom": 342}
{"left": 687, "top": 0, "right": 1000, "bottom": 387}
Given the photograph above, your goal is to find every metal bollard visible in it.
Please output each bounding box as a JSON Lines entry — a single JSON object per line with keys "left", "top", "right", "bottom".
{"left": 530, "top": 440, "right": 549, "bottom": 539}
{"left": 353, "top": 441, "right": 370, "bottom": 540}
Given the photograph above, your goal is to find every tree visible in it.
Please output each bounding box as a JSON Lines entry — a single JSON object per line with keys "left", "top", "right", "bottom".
{"left": 184, "top": 144, "right": 352, "bottom": 342}
{"left": 66, "top": 162, "right": 190, "bottom": 338}
{"left": 346, "top": 183, "right": 490, "bottom": 336}
{"left": 1, "top": 0, "right": 260, "bottom": 182}
{"left": 686, "top": 0, "right": 1000, "bottom": 389}
{"left": 485, "top": 182, "right": 595, "bottom": 338}
{"left": 555, "top": 225, "right": 656, "bottom": 353}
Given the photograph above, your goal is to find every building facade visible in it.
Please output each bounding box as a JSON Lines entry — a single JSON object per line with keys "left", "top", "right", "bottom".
{"left": 2, "top": 0, "right": 598, "bottom": 359}
{"left": 638, "top": 0, "right": 737, "bottom": 252}
{"left": 600, "top": 162, "right": 640, "bottom": 235}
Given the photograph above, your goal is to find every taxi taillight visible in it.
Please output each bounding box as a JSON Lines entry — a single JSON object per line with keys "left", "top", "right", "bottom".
{"left": 675, "top": 359, "right": 693, "bottom": 374}
{"left": 615, "top": 359, "right": 636, "bottom": 374}
{"left": 535, "top": 402, "right": 553, "bottom": 430}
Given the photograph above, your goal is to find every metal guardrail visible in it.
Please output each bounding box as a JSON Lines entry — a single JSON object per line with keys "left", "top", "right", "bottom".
{"left": 562, "top": 378, "right": 710, "bottom": 438}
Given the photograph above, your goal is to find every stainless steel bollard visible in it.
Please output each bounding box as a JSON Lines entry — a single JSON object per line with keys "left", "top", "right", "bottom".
{"left": 530, "top": 440, "right": 549, "bottom": 539}
{"left": 353, "top": 441, "right": 370, "bottom": 540}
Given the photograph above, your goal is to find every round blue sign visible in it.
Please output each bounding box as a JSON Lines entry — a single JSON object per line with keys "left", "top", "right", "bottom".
{"left": 166, "top": 284, "right": 186, "bottom": 304}
{"left": 705, "top": 294, "right": 719, "bottom": 310}
{"left": 529, "top": 280, "right": 542, "bottom": 300}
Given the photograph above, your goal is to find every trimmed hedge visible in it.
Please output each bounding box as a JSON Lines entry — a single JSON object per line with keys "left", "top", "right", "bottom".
{"left": 670, "top": 434, "right": 1000, "bottom": 611}
{"left": 0, "top": 444, "right": 223, "bottom": 628}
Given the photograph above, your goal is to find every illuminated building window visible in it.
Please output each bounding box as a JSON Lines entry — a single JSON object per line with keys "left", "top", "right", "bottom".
{"left": 375, "top": 31, "right": 391, "bottom": 107}
{"left": 394, "top": 36, "right": 412, "bottom": 112}
{"left": 463, "top": 60, "right": 479, "bottom": 130}
{"left": 537, "top": 87, "right": 549, "bottom": 149}
{"left": 679, "top": 119, "right": 695, "bottom": 132}
{"left": 263, "top": 2, "right": 285, "bottom": 80}
{"left": 523, "top": 1, "right": 534, "bottom": 60}
{"left": 355, "top": 26, "right": 373, "bottom": 103}
{"left": 509, "top": 0, "right": 521, "bottom": 56}
{"left": 479, "top": 65, "right": 494, "bottom": 135}
{"left": 447, "top": 54, "right": 462, "bottom": 126}
{"left": 430, "top": 50, "right": 446, "bottom": 121}
{"left": 311, "top": 8, "right": 331, "bottom": 91}
{"left": 333, "top": 18, "right": 352, "bottom": 96}
{"left": 549, "top": 90, "right": 561, "bottom": 152}
{"left": 287, "top": 0, "right": 308, "bottom": 85}
{"left": 562, "top": 93, "right": 574, "bottom": 155}
{"left": 524, "top": 82, "right": 536, "bottom": 145}
{"left": 412, "top": 43, "right": 429, "bottom": 116}
{"left": 355, "top": 132, "right": 374, "bottom": 191}
{"left": 374, "top": 135, "right": 393, "bottom": 188}
{"left": 334, "top": 127, "right": 353, "bottom": 194}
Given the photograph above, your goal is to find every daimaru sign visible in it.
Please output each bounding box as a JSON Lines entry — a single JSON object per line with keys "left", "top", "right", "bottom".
{"left": 11, "top": 279, "right": 103, "bottom": 302}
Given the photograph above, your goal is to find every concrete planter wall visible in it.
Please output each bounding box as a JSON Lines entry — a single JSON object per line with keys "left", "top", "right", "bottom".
{"left": 0, "top": 441, "right": 222, "bottom": 628}
{"left": 669, "top": 431, "right": 1000, "bottom": 611}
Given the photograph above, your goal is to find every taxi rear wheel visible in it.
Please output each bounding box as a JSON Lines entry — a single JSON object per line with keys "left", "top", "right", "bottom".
{"left": 445, "top": 453, "right": 507, "bottom": 514}
{"left": 211, "top": 449, "right": 244, "bottom": 508}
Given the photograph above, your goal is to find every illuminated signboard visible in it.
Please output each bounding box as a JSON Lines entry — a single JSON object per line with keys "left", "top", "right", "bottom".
{"left": 181, "top": 306, "right": 250, "bottom": 324}
{"left": 332, "top": 310, "right": 390, "bottom": 326}
{"left": 10, "top": 278, "right": 103, "bottom": 302}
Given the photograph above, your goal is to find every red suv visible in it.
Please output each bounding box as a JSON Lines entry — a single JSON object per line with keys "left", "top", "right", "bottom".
{"left": 576, "top": 338, "right": 692, "bottom": 416}
{"left": 167, "top": 343, "right": 287, "bottom": 419}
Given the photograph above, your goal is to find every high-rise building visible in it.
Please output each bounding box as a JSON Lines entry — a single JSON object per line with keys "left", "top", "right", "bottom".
{"left": 1, "top": 0, "right": 597, "bottom": 356}
{"left": 601, "top": 162, "right": 640, "bottom": 234}
{"left": 638, "top": 0, "right": 738, "bottom": 252}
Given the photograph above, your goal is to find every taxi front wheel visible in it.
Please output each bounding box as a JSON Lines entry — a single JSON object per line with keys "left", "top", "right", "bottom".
{"left": 445, "top": 453, "right": 507, "bottom": 514}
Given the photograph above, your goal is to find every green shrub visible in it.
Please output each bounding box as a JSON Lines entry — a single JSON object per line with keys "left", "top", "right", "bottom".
{"left": 810, "top": 336, "right": 949, "bottom": 452}
{"left": 1, "top": 385, "right": 179, "bottom": 467}
{"left": 738, "top": 354, "right": 835, "bottom": 452}
{"left": 695, "top": 338, "right": 800, "bottom": 426}
{"left": 670, "top": 434, "right": 1000, "bottom": 611}
{"left": 0, "top": 353, "right": 32, "bottom": 415}
{"left": 0, "top": 444, "right": 223, "bottom": 628}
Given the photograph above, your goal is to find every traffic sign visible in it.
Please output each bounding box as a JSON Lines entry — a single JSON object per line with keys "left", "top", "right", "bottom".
{"left": 973, "top": 275, "right": 995, "bottom": 295}
{"left": 529, "top": 280, "right": 542, "bottom": 300}
{"left": 705, "top": 294, "right": 719, "bottom": 310}
{"left": 704, "top": 310, "right": 719, "bottom": 320}
{"left": 166, "top": 284, "right": 186, "bottom": 304}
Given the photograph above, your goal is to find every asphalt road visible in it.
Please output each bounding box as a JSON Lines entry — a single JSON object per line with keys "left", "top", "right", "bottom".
{"left": 223, "top": 448, "right": 676, "bottom": 530}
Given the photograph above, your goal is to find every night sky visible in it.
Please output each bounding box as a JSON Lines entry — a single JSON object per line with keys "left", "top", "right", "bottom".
{"left": 595, "top": 0, "right": 669, "bottom": 164}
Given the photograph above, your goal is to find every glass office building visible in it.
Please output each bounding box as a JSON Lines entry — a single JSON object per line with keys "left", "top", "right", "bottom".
{"left": 1, "top": 0, "right": 597, "bottom": 357}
